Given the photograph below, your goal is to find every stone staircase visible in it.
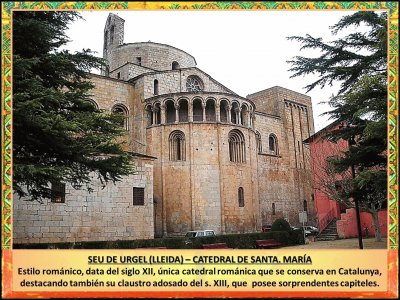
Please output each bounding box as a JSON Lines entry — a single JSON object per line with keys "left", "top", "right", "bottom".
{"left": 316, "top": 218, "right": 338, "bottom": 241}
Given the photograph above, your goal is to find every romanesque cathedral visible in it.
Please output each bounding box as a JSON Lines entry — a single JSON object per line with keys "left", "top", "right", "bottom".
{"left": 14, "top": 14, "right": 316, "bottom": 244}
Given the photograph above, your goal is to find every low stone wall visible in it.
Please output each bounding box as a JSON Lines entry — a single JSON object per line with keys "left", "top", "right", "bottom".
{"left": 13, "top": 159, "right": 154, "bottom": 244}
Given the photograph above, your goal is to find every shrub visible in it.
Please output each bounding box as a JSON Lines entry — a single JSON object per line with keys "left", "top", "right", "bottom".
{"left": 289, "top": 228, "right": 305, "bottom": 245}
{"left": 271, "top": 218, "right": 291, "bottom": 232}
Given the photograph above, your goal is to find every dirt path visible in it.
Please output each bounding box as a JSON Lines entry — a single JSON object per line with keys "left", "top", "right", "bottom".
{"left": 284, "top": 237, "right": 387, "bottom": 249}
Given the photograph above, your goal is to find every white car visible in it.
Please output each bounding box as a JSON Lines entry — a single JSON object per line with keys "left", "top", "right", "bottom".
{"left": 185, "top": 230, "right": 215, "bottom": 238}
{"left": 303, "top": 226, "right": 319, "bottom": 236}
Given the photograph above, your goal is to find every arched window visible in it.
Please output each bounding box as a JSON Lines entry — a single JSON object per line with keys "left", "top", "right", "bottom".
{"left": 169, "top": 131, "right": 185, "bottom": 161}
{"left": 165, "top": 100, "right": 175, "bottom": 123}
{"left": 205, "top": 99, "right": 216, "bottom": 122}
{"left": 145, "top": 105, "right": 153, "bottom": 126}
{"left": 240, "top": 104, "right": 248, "bottom": 126}
{"left": 186, "top": 75, "right": 203, "bottom": 92}
{"left": 269, "top": 134, "right": 278, "bottom": 155}
{"left": 255, "top": 131, "right": 262, "bottom": 153}
{"left": 230, "top": 102, "right": 239, "bottom": 124}
{"left": 154, "top": 79, "right": 159, "bottom": 95}
{"left": 272, "top": 203, "right": 276, "bottom": 215}
{"left": 303, "top": 200, "right": 308, "bottom": 212}
{"left": 172, "top": 61, "right": 180, "bottom": 70}
{"left": 219, "top": 100, "right": 229, "bottom": 123}
{"left": 238, "top": 187, "right": 244, "bottom": 207}
{"left": 111, "top": 104, "right": 129, "bottom": 130}
{"left": 228, "top": 129, "right": 245, "bottom": 163}
{"left": 154, "top": 102, "right": 161, "bottom": 125}
{"left": 178, "top": 99, "right": 188, "bottom": 122}
{"left": 192, "top": 99, "right": 203, "bottom": 122}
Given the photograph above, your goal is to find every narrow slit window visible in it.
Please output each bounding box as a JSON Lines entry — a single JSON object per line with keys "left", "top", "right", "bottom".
{"left": 238, "top": 187, "right": 244, "bottom": 207}
{"left": 154, "top": 79, "right": 159, "bottom": 95}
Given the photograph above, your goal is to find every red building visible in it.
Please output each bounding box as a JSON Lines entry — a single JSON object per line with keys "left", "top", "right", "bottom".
{"left": 304, "top": 121, "right": 387, "bottom": 238}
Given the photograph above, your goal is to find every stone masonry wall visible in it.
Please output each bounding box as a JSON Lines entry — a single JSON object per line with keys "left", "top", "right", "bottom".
{"left": 108, "top": 43, "right": 196, "bottom": 74}
{"left": 147, "top": 122, "right": 258, "bottom": 236}
{"left": 90, "top": 74, "right": 147, "bottom": 154}
{"left": 13, "top": 159, "right": 154, "bottom": 244}
{"left": 142, "top": 68, "right": 233, "bottom": 99}
{"left": 250, "top": 86, "right": 316, "bottom": 227}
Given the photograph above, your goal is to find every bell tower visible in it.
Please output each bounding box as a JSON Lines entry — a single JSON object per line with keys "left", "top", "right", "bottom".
{"left": 102, "top": 13, "right": 125, "bottom": 75}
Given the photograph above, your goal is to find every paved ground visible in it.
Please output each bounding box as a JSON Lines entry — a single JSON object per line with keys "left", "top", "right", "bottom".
{"left": 284, "top": 237, "right": 387, "bottom": 249}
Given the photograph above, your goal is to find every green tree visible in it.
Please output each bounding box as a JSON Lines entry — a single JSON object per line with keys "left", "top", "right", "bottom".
{"left": 287, "top": 12, "right": 387, "bottom": 241}
{"left": 13, "top": 11, "right": 134, "bottom": 201}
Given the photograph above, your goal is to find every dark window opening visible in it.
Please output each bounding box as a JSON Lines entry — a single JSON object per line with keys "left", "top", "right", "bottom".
{"left": 192, "top": 99, "right": 203, "bottom": 122}
{"left": 205, "top": 100, "right": 216, "bottom": 121}
{"left": 165, "top": 101, "right": 175, "bottom": 123}
{"left": 133, "top": 187, "right": 145, "bottom": 205}
{"left": 303, "top": 200, "right": 308, "bottom": 212}
{"left": 51, "top": 182, "right": 66, "bottom": 203}
{"left": 220, "top": 101, "right": 228, "bottom": 123}
{"left": 176, "top": 138, "right": 182, "bottom": 160}
{"left": 136, "top": 57, "right": 142, "bottom": 65}
{"left": 272, "top": 203, "right": 276, "bottom": 215}
{"left": 117, "top": 72, "right": 121, "bottom": 79}
{"left": 154, "top": 103, "right": 161, "bottom": 125}
{"left": 178, "top": 100, "right": 188, "bottom": 122}
{"left": 269, "top": 134, "right": 278, "bottom": 155}
{"left": 172, "top": 61, "right": 180, "bottom": 70}
{"left": 231, "top": 106, "right": 237, "bottom": 124}
{"left": 154, "top": 79, "right": 159, "bottom": 95}
{"left": 238, "top": 187, "right": 244, "bottom": 207}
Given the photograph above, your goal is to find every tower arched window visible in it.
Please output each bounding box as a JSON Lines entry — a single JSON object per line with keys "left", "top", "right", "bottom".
{"left": 238, "top": 187, "right": 244, "bottom": 207}
{"left": 303, "top": 200, "right": 308, "bottom": 212}
{"left": 172, "top": 61, "right": 180, "bottom": 70}
{"left": 154, "top": 79, "right": 159, "bottom": 95}
{"left": 269, "top": 134, "right": 278, "bottom": 155}
{"left": 111, "top": 104, "right": 129, "bottom": 130}
{"left": 272, "top": 203, "right": 276, "bottom": 215}
{"left": 228, "top": 129, "right": 245, "bottom": 163}
{"left": 256, "top": 131, "right": 262, "bottom": 153}
{"left": 169, "top": 130, "right": 186, "bottom": 161}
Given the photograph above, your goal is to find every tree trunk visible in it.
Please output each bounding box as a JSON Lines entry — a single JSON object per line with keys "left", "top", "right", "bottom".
{"left": 371, "top": 211, "right": 382, "bottom": 242}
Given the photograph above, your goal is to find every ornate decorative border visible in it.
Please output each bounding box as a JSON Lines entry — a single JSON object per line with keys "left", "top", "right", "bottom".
{"left": 1, "top": 1, "right": 398, "bottom": 296}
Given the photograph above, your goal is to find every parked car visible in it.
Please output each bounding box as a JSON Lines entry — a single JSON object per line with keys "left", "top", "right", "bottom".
{"left": 303, "top": 226, "right": 319, "bottom": 236}
{"left": 185, "top": 230, "right": 215, "bottom": 238}
{"left": 262, "top": 225, "right": 272, "bottom": 232}
{"left": 291, "top": 226, "right": 312, "bottom": 236}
